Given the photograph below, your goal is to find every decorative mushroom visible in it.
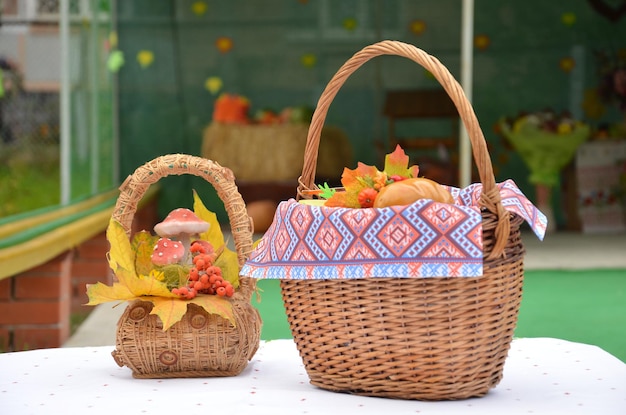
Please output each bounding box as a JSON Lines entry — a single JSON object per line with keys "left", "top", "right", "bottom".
{"left": 153, "top": 208, "right": 210, "bottom": 264}
{"left": 151, "top": 238, "right": 185, "bottom": 266}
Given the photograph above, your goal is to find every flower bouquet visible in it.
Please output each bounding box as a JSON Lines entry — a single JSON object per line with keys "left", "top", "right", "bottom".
{"left": 499, "top": 111, "right": 590, "bottom": 231}
{"left": 87, "top": 154, "right": 261, "bottom": 379}
{"left": 499, "top": 110, "right": 590, "bottom": 187}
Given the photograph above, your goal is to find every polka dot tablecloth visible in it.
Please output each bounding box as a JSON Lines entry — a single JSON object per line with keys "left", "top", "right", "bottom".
{"left": 1, "top": 338, "right": 624, "bottom": 414}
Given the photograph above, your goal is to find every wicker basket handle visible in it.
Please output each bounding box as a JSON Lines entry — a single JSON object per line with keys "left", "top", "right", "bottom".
{"left": 299, "top": 40, "right": 510, "bottom": 259}
{"left": 112, "top": 154, "right": 255, "bottom": 297}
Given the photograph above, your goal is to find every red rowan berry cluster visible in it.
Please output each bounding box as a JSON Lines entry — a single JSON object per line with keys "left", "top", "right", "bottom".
{"left": 355, "top": 175, "right": 409, "bottom": 208}
{"left": 171, "top": 240, "right": 235, "bottom": 300}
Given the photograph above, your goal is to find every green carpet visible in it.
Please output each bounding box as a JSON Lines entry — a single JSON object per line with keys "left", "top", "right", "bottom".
{"left": 515, "top": 269, "right": 625, "bottom": 362}
{"left": 251, "top": 280, "right": 291, "bottom": 341}
{"left": 251, "top": 270, "right": 626, "bottom": 362}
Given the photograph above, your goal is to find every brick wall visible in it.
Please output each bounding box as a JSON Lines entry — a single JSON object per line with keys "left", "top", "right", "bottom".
{"left": 0, "top": 195, "right": 160, "bottom": 352}
{"left": 0, "top": 251, "right": 72, "bottom": 351}
{"left": 70, "top": 232, "right": 114, "bottom": 315}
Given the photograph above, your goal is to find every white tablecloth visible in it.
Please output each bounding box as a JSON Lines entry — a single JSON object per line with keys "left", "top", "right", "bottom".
{"left": 1, "top": 338, "right": 624, "bottom": 415}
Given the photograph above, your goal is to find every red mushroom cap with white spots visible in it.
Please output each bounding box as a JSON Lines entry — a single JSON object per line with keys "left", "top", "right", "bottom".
{"left": 151, "top": 238, "right": 185, "bottom": 266}
{"left": 153, "top": 208, "right": 209, "bottom": 238}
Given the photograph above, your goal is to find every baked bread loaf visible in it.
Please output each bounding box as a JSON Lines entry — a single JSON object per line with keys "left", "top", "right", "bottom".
{"left": 373, "top": 177, "right": 454, "bottom": 208}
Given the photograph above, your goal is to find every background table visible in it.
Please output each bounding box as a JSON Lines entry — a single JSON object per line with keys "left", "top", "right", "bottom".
{"left": 201, "top": 123, "right": 353, "bottom": 182}
{"left": 1, "top": 338, "right": 624, "bottom": 414}
{"left": 201, "top": 123, "right": 353, "bottom": 205}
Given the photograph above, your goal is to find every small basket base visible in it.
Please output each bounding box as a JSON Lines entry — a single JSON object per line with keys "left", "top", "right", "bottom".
{"left": 112, "top": 299, "right": 261, "bottom": 379}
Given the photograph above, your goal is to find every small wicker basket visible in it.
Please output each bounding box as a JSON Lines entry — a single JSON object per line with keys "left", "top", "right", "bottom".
{"left": 281, "top": 41, "right": 527, "bottom": 400}
{"left": 110, "top": 154, "right": 261, "bottom": 379}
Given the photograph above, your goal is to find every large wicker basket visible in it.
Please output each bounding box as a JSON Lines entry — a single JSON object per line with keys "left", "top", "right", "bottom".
{"left": 280, "top": 41, "right": 527, "bottom": 400}
{"left": 110, "top": 154, "right": 261, "bottom": 379}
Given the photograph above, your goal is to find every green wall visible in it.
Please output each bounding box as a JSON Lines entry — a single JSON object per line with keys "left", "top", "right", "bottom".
{"left": 116, "top": 0, "right": 625, "bottom": 225}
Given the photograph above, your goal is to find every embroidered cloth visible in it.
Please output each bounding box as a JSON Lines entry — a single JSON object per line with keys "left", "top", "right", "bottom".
{"left": 240, "top": 180, "right": 546, "bottom": 280}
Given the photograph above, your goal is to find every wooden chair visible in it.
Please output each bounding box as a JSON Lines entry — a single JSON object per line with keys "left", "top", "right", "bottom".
{"left": 382, "top": 89, "right": 460, "bottom": 186}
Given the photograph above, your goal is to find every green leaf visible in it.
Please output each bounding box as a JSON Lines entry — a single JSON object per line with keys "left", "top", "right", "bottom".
{"left": 317, "top": 182, "right": 336, "bottom": 199}
{"left": 159, "top": 264, "right": 191, "bottom": 289}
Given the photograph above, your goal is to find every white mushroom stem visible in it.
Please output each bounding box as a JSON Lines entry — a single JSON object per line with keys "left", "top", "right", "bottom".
{"left": 169, "top": 233, "right": 204, "bottom": 265}
{"left": 178, "top": 234, "right": 192, "bottom": 265}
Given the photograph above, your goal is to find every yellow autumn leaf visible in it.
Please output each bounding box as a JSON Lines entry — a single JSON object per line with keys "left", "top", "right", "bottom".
{"left": 215, "top": 248, "right": 240, "bottom": 289}
{"left": 132, "top": 230, "right": 158, "bottom": 276}
{"left": 192, "top": 190, "right": 241, "bottom": 287}
{"left": 129, "top": 274, "right": 178, "bottom": 298}
{"left": 192, "top": 189, "right": 225, "bottom": 248}
{"left": 85, "top": 281, "right": 136, "bottom": 305}
{"left": 86, "top": 266, "right": 177, "bottom": 306}
{"left": 189, "top": 295, "right": 236, "bottom": 326}
{"left": 148, "top": 294, "right": 235, "bottom": 331}
{"left": 149, "top": 296, "right": 189, "bottom": 331}
{"left": 106, "top": 218, "right": 136, "bottom": 274}
{"left": 112, "top": 265, "right": 137, "bottom": 290}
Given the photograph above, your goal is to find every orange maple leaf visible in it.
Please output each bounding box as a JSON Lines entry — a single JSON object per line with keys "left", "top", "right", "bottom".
{"left": 326, "top": 163, "right": 384, "bottom": 208}
{"left": 384, "top": 145, "right": 419, "bottom": 178}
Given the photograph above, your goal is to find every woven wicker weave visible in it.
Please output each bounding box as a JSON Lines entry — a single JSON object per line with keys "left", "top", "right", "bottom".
{"left": 110, "top": 154, "right": 261, "bottom": 379}
{"left": 281, "top": 41, "right": 526, "bottom": 400}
